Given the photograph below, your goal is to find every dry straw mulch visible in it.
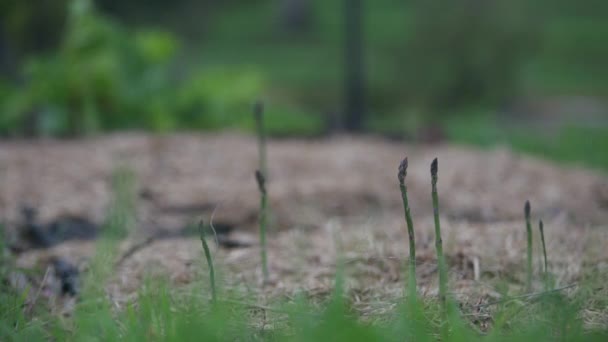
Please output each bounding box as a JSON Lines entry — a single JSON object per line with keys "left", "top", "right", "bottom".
{"left": 2, "top": 133, "right": 607, "bottom": 320}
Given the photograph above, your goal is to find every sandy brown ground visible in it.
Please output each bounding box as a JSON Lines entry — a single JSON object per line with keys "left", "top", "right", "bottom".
{"left": 2, "top": 133, "right": 608, "bottom": 322}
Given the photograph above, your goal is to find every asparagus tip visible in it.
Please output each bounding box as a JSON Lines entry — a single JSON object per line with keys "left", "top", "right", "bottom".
{"left": 398, "top": 157, "right": 408, "bottom": 185}
{"left": 525, "top": 200, "right": 531, "bottom": 218}
{"left": 430, "top": 158, "right": 438, "bottom": 177}
{"left": 255, "top": 169, "right": 266, "bottom": 193}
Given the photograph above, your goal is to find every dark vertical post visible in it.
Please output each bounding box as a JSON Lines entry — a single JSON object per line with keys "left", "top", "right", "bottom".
{"left": 0, "top": 28, "right": 14, "bottom": 80}
{"left": 343, "top": 0, "right": 365, "bottom": 132}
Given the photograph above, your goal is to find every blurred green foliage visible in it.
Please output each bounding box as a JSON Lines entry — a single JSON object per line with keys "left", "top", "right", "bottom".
{"left": 444, "top": 113, "right": 608, "bottom": 172}
{"left": 0, "top": 0, "right": 265, "bottom": 136}
{"left": 194, "top": 0, "right": 608, "bottom": 122}
{"left": 402, "top": 0, "right": 537, "bottom": 112}
{"left": 1, "top": 0, "right": 607, "bottom": 172}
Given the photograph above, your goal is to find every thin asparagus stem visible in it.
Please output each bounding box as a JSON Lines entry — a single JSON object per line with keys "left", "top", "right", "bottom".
{"left": 256, "top": 170, "right": 269, "bottom": 283}
{"left": 254, "top": 101, "right": 267, "bottom": 179}
{"left": 539, "top": 219, "right": 548, "bottom": 286}
{"left": 398, "top": 157, "right": 417, "bottom": 298}
{"left": 525, "top": 200, "right": 533, "bottom": 292}
{"left": 431, "top": 158, "right": 448, "bottom": 306}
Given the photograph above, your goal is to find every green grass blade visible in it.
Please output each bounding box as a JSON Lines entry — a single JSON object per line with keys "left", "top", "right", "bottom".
{"left": 198, "top": 220, "right": 217, "bottom": 304}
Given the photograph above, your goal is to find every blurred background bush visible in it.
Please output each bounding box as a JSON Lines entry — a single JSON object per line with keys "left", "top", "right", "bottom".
{"left": 1, "top": 0, "right": 607, "bottom": 167}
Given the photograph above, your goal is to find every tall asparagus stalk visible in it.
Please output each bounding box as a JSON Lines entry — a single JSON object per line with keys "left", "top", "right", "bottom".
{"left": 524, "top": 200, "right": 533, "bottom": 292}
{"left": 254, "top": 101, "right": 267, "bottom": 179}
{"left": 255, "top": 170, "right": 269, "bottom": 283}
{"left": 398, "top": 157, "right": 417, "bottom": 298}
{"left": 539, "top": 220, "right": 548, "bottom": 287}
{"left": 431, "top": 158, "right": 448, "bottom": 306}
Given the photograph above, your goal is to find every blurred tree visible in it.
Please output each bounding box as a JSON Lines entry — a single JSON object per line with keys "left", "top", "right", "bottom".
{"left": 96, "top": 0, "right": 215, "bottom": 39}
{"left": 403, "top": 0, "right": 538, "bottom": 115}
{"left": 0, "top": 25, "right": 12, "bottom": 79}
{"left": 0, "top": 0, "right": 177, "bottom": 136}
{"left": 0, "top": 0, "right": 69, "bottom": 78}
{"left": 343, "top": 0, "right": 366, "bottom": 132}
{"left": 0, "top": 0, "right": 265, "bottom": 137}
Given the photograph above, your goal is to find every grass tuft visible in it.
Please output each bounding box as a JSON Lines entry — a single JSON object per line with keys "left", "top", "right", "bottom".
{"left": 398, "top": 157, "right": 417, "bottom": 299}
